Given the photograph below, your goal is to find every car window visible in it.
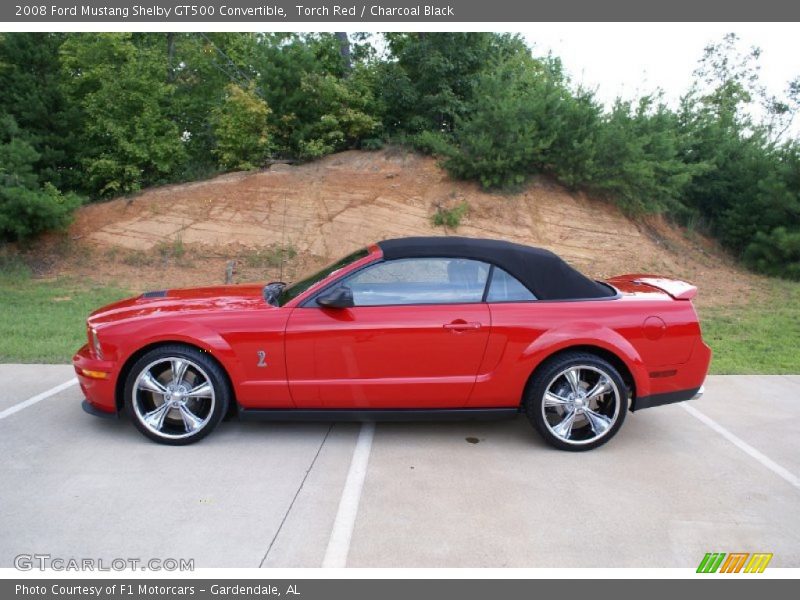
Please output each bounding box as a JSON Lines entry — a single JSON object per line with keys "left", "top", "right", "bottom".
{"left": 486, "top": 267, "right": 537, "bottom": 302}
{"left": 343, "top": 258, "right": 490, "bottom": 306}
{"left": 279, "top": 248, "right": 369, "bottom": 305}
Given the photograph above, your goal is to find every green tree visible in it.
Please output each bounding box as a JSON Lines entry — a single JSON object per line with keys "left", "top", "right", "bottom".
{"left": 61, "top": 33, "right": 186, "bottom": 197}
{"left": 291, "top": 70, "right": 380, "bottom": 159}
{"left": 579, "top": 96, "right": 700, "bottom": 214}
{"left": 677, "top": 33, "right": 800, "bottom": 266}
{"left": 439, "top": 56, "right": 582, "bottom": 188}
{"left": 211, "top": 83, "right": 272, "bottom": 170}
{"left": 382, "top": 33, "right": 529, "bottom": 133}
{"left": 0, "top": 32, "right": 82, "bottom": 190}
{"left": 0, "top": 115, "right": 81, "bottom": 241}
{"left": 169, "top": 32, "right": 262, "bottom": 176}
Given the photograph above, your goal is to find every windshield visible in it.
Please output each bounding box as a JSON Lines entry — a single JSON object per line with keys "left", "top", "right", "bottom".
{"left": 276, "top": 248, "right": 369, "bottom": 306}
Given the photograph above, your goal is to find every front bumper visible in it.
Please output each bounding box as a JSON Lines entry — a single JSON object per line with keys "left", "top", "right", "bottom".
{"left": 82, "top": 399, "right": 117, "bottom": 418}
{"left": 73, "top": 344, "right": 118, "bottom": 416}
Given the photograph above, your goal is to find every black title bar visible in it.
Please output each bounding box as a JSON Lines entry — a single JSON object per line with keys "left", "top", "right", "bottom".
{"left": 3, "top": 0, "right": 800, "bottom": 22}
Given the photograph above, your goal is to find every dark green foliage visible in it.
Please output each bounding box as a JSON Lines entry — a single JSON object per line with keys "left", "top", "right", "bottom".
{"left": 381, "top": 33, "right": 529, "bottom": 133}
{"left": 743, "top": 227, "right": 800, "bottom": 279}
{"left": 0, "top": 115, "right": 81, "bottom": 241}
{"left": 441, "top": 56, "right": 601, "bottom": 189}
{"left": 0, "top": 33, "right": 82, "bottom": 190}
{"left": 360, "top": 138, "right": 384, "bottom": 151}
{"left": 575, "top": 97, "right": 701, "bottom": 214}
{"left": 0, "top": 31, "right": 798, "bottom": 279}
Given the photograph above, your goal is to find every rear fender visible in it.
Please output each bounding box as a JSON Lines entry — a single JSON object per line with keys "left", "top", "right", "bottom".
{"left": 520, "top": 324, "right": 652, "bottom": 399}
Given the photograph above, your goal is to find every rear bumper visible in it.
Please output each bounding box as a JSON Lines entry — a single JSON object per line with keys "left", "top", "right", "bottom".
{"left": 633, "top": 385, "right": 703, "bottom": 411}
{"left": 632, "top": 338, "right": 710, "bottom": 411}
{"left": 73, "top": 344, "right": 118, "bottom": 416}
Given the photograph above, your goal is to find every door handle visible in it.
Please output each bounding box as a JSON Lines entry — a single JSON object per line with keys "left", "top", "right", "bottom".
{"left": 443, "top": 321, "right": 482, "bottom": 331}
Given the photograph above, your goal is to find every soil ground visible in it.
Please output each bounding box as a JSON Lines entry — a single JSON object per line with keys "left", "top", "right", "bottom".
{"left": 25, "top": 148, "right": 761, "bottom": 308}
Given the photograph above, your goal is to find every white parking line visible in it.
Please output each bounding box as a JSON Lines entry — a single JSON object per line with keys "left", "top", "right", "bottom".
{"left": 0, "top": 378, "right": 78, "bottom": 421}
{"left": 322, "top": 422, "right": 375, "bottom": 568}
{"left": 681, "top": 402, "right": 800, "bottom": 491}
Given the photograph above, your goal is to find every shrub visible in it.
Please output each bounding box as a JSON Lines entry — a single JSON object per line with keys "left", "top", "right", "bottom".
{"left": 743, "top": 227, "right": 800, "bottom": 280}
{"left": 0, "top": 115, "right": 81, "bottom": 241}
{"left": 60, "top": 33, "right": 186, "bottom": 197}
{"left": 289, "top": 72, "right": 380, "bottom": 160}
{"left": 211, "top": 83, "right": 273, "bottom": 170}
{"left": 360, "top": 137, "right": 384, "bottom": 151}
{"left": 432, "top": 202, "right": 470, "bottom": 229}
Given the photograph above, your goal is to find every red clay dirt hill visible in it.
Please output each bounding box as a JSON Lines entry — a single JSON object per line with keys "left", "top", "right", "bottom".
{"left": 34, "top": 148, "right": 758, "bottom": 308}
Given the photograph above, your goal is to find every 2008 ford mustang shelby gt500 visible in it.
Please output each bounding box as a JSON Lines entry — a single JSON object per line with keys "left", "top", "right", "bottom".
{"left": 74, "top": 237, "right": 711, "bottom": 450}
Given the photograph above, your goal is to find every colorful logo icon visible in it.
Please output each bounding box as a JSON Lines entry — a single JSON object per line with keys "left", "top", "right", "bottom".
{"left": 697, "top": 552, "right": 773, "bottom": 573}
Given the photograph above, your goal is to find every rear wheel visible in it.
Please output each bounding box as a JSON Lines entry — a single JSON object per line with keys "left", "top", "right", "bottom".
{"left": 124, "top": 345, "right": 229, "bottom": 445}
{"left": 525, "top": 352, "right": 627, "bottom": 451}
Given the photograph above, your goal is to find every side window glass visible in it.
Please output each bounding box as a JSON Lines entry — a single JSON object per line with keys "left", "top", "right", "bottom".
{"left": 486, "top": 267, "right": 537, "bottom": 302}
{"left": 344, "top": 258, "right": 490, "bottom": 306}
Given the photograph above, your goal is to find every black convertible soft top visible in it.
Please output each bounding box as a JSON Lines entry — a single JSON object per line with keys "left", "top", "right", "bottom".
{"left": 377, "top": 237, "right": 614, "bottom": 301}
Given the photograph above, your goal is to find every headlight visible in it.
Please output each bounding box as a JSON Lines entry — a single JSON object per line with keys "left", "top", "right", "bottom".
{"left": 90, "top": 328, "right": 103, "bottom": 360}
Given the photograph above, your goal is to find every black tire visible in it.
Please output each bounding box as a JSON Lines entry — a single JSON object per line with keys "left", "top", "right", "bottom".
{"left": 124, "top": 344, "right": 230, "bottom": 445}
{"left": 524, "top": 352, "right": 627, "bottom": 451}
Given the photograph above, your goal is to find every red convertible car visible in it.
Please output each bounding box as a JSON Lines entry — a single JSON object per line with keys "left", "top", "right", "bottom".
{"left": 74, "top": 237, "right": 711, "bottom": 450}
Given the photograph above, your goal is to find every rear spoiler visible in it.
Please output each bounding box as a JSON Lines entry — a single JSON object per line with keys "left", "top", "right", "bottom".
{"left": 609, "top": 274, "right": 698, "bottom": 300}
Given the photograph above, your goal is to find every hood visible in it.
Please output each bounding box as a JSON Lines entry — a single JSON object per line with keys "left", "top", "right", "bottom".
{"left": 87, "top": 284, "right": 269, "bottom": 327}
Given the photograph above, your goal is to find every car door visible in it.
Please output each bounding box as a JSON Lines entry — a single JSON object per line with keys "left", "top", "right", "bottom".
{"left": 284, "top": 257, "right": 492, "bottom": 408}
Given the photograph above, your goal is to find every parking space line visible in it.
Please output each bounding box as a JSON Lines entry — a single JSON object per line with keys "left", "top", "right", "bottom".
{"left": 681, "top": 402, "right": 800, "bottom": 491}
{"left": 0, "top": 378, "right": 78, "bottom": 421}
{"left": 259, "top": 424, "right": 334, "bottom": 567}
{"left": 322, "top": 422, "right": 375, "bottom": 568}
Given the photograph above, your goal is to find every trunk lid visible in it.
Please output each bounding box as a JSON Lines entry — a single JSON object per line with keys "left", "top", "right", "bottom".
{"left": 606, "top": 274, "right": 698, "bottom": 300}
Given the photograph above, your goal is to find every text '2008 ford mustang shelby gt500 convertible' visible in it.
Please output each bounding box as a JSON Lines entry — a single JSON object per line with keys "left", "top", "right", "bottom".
{"left": 74, "top": 236, "right": 711, "bottom": 450}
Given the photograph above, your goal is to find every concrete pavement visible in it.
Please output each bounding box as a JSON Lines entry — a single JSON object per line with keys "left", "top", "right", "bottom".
{"left": 0, "top": 366, "right": 798, "bottom": 568}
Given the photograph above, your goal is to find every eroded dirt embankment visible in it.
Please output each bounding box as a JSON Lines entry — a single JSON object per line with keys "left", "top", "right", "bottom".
{"left": 35, "top": 148, "right": 756, "bottom": 307}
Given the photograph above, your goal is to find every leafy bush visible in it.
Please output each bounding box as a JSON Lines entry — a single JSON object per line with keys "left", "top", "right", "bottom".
{"left": 60, "top": 33, "right": 186, "bottom": 197}
{"left": 211, "top": 83, "right": 273, "bottom": 170}
{"left": 360, "top": 137, "right": 384, "bottom": 151}
{"left": 407, "top": 130, "right": 453, "bottom": 156}
{"left": 432, "top": 202, "right": 470, "bottom": 229}
{"left": 289, "top": 71, "right": 380, "bottom": 160}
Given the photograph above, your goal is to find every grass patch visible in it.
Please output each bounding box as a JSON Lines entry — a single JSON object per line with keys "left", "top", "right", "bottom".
{"left": 432, "top": 201, "right": 470, "bottom": 229}
{"left": 0, "top": 267, "right": 130, "bottom": 363}
{"left": 242, "top": 244, "right": 297, "bottom": 269}
{"left": 701, "top": 279, "right": 800, "bottom": 374}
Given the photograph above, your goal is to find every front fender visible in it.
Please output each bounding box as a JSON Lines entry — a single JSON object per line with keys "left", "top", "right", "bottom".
{"left": 107, "top": 318, "right": 246, "bottom": 399}
{"left": 520, "top": 323, "right": 651, "bottom": 399}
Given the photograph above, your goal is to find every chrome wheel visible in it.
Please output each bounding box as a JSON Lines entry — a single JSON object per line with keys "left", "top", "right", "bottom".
{"left": 132, "top": 357, "right": 216, "bottom": 440}
{"left": 541, "top": 364, "right": 621, "bottom": 446}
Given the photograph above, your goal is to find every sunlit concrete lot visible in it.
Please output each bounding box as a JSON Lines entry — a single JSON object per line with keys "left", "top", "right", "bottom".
{"left": 1, "top": 365, "right": 798, "bottom": 568}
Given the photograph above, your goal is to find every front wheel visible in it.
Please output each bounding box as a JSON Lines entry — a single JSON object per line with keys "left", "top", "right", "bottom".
{"left": 124, "top": 345, "right": 230, "bottom": 445}
{"left": 525, "top": 352, "right": 627, "bottom": 451}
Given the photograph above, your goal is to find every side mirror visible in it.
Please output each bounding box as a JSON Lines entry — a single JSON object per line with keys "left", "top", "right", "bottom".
{"left": 316, "top": 286, "right": 354, "bottom": 309}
